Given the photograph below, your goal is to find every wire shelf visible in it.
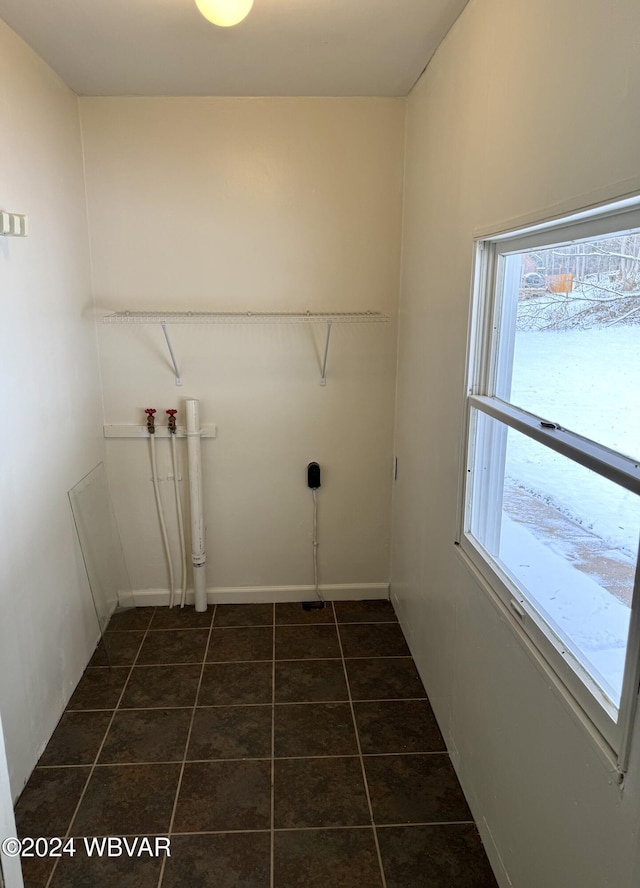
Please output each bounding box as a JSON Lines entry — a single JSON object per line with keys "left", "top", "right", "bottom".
{"left": 102, "top": 310, "right": 389, "bottom": 325}
{"left": 101, "top": 310, "right": 390, "bottom": 386}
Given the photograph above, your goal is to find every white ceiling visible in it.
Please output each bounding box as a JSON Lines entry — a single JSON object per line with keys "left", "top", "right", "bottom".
{"left": 0, "top": 0, "right": 469, "bottom": 97}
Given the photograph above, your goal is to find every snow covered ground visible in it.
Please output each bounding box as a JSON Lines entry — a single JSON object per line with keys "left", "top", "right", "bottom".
{"left": 496, "top": 326, "right": 640, "bottom": 705}
{"left": 500, "top": 515, "right": 630, "bottom": 704}
{"left": 510, "top": 325, "right": 640, "bottom": 457}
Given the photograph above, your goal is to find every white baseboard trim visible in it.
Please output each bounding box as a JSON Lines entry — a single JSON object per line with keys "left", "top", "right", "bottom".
{"left": 476, "top": 816, "right": 513, "bottom": 888}
{"left": 129, "top": 583, "right": 389, "bottom": 607}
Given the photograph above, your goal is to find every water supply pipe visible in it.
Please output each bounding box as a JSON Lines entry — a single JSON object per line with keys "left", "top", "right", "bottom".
{"left": 145, "top": 409, "right": 176, "bottom": 607}
{"left": 185, "top": 399, "right": 207, "bottom": 612}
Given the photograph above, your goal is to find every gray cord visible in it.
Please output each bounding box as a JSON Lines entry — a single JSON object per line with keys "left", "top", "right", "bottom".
{"left": 312, "top": 488, "right": 324, "bottom": 603}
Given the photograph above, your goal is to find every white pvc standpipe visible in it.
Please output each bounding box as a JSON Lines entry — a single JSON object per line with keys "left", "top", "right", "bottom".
{"left": 186, "top": 399, "right": 207, "bottom": 612}
{"left": 170, "top": 433, "right": 188, "bottom": 609}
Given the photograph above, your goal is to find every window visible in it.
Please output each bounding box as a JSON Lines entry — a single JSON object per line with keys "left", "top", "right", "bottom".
{"left": 461, "top": 200, "right": 640, "bottom": 773}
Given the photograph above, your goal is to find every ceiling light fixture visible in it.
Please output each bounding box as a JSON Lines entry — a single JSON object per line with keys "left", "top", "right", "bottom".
{"left": 195, "top": 0, "right": 254, "bottom": 27}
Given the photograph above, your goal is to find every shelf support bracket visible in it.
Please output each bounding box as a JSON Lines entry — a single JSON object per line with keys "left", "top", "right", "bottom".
{"left": 320, "top": 321, "right": 333, "bottom": 386}
{"left": 161, "top": 323, "right": 182, "bottom": 386}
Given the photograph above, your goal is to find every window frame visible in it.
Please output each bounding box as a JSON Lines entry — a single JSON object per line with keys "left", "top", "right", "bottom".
{"left": 458, "top": 202, "right": 640, "bottom": 776}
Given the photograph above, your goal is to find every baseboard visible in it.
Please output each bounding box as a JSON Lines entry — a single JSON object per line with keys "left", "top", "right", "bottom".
{"left": 129, "top": 583, "right": 390, "bottom": 607}
{"left": 475, "top": 816, "right": 513, "bottom": 888}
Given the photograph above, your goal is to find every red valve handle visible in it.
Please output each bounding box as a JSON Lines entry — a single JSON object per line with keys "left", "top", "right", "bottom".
{"left": 166, "top": 409, "right": 178, "bottom": 416}
{"left": 144, "top": 408, "right": 157, "bottom": 415}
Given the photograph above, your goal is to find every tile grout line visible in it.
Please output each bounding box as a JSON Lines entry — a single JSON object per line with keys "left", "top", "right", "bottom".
{"left": 31, "top": 819, "right": 477, "bottom": 842}
{"left": 82, "top": 654, "right": 414, "bottom": 669}
{"left": 104, "top": 618, "right": 399, "bottom": 634}
{"left": 43, "top": 608, "right": 158, "bottom": 888}
{"left": 166, "top": 821, "right": 477, "bottom": 835}
{"left": 63, "top": 696, "right": 429, "bottom": 715}
{"left": 333, "top": 602, "right": 388, "bottom": 888}
{"left": 156, "top": 605, "right": 217, "bottom": 888}
{"left": 35, "top": 750, "right": 450, "bottom": 770}
{"left": 270, "top": 603, "right": 276, "bottom": 888}
{"left": 272, "top": 696, "right": 427, "bottom": 706}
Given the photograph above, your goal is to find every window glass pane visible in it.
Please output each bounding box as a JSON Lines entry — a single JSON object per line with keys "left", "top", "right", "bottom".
{"left": 495, "top": 230, "right": 640, "bottom": 459}
{"left": 469, "top": 410, "right": 640, "bottom": 709}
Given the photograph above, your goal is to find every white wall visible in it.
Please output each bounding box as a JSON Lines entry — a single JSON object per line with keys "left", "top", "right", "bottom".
{"left": 0, "top": 713, "right": 22, "bottom": 887}
{"left": 392, "top": 1, "right": 640, "bottom": 886}
{"left": 79, "top": 98, "right": 405, "bottom": 602}
{"left": 0, "top": 21, "right": 104, "bottom": 799}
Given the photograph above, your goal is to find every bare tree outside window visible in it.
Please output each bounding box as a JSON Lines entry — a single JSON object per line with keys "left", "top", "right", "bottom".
{"left": 517, "top": 232, "right": 640, "bottom": 330}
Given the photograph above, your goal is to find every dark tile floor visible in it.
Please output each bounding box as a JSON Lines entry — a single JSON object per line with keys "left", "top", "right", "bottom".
{"left": 14, "top": 600, "right": 498, "bottom": 888}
